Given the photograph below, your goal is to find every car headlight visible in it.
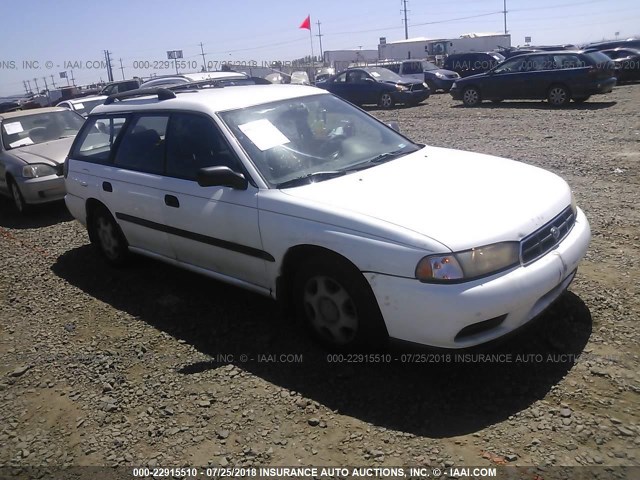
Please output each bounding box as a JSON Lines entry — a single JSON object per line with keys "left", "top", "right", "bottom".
{"left": 395, "top": 84, "right": 408, "bottom": 92}
{"left": 435, "top": 72, "right": 446, "bottom": 79}
{"left": 415, "top": 242, "right": 520, "bottom": 283}
{"left": 22, "top": 164, "right": 58, "bottom": 178}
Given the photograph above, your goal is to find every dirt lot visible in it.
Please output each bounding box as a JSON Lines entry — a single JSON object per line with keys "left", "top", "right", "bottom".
{"left": 1, "top": 85, "right": 639, "bottom": 477}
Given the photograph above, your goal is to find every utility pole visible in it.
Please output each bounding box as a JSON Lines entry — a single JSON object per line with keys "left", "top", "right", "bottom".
{"left": 26, "top": 80, "right": 32, "bottom": 93}
{"left": 50, "top": 74, "right": 56, "bottom": 88}
{"left": 402, "top": 0, "right": 409, "bottom": 40}
{"left": 33, "top": 78, "right": 40, "bottom": 92}
{"left": 70, "top": 70, "right": 76, "bottom": 86}
{"left": 104, "top": 50, "right": 114, "bottom": 82}
{"left": 199, "top": 42, "right": 208, "bottom": 72}
{"left": 315, "top": 21, "right": 324, "bottom": 62}
{"left": 503, "top": 0, "right": 508, "bottom": 35}
{"left": 23, "top": 81, "right": 29, "bottom": 94}
{"left": 119, "top": 58, "right": 125, "bottom": 80}
{"left": 42, "top": 76, "right": 48, "bottom": 91}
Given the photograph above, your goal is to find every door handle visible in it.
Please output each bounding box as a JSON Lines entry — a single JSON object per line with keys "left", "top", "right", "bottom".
{"left": 164, "top": 194, "right": 179, "bottom": 208}
{"left": 102, "top": 182, "right": 112, "bottom": 192}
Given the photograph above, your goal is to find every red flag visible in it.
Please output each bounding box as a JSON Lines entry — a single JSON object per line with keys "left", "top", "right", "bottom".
{"left": 299, "top": 15, "right": 311, "bottom": 30}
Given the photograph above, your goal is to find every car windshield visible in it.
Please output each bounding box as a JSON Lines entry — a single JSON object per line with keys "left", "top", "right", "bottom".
{"left": 72, "top": 98, "right": 105, "bottom": 116}
{"left": 365, "top": 67, "right": 403, "bottom": 82}
{"left": 1, "top": 110, "right": 85, "bottom": 150}
{"left": 219, "top": 93, "right": 420, "bottom": 188}
{"left": 423, "top": 62, "right": 439, "bottom": 71}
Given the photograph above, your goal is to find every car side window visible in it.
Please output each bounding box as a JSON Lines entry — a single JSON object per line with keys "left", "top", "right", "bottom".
{"left": 522, "top": 55, "right": 554, "bottom": 72}
{"left": 553, "top": 54, "right": 585, "bottom": 69}
{"left": 71, "top": 116, "right": 128, "bottom": 163}
{"left": 494, "top": 57, "right": 525, "bottom": 74}
{"left": 113, "top": 115, "right": 168, "bottom": 174}
{"left": 403, "top": 62, "right": 423, "bottom": 74}
{"left": 386, "top": 63, "right": 400, "bottom": 74}
{"left": 165, "top": 113, "right": 239, "bottom": 181}
{"left": 334, "top": 72, "right": 347, "bottom": 83}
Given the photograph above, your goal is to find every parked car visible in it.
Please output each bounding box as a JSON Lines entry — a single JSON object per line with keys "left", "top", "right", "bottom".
{"left": 64, "top": 86, "right": 590, "bottom": 350}
{"left": 57, "top": 95, "right": 108, "bottom": 117}
{"left": 1, "top": 107, "right": 85, "bottom": 213}
{"left": 99, "top": 79, "right": 141, "bottom": 96}
{"left": 317, "top": 67, "right": 430, "bottom": 108}
{"left": 140, "top": 72, "right": 248, "bottom": 89}
{"left": 601, "top": 48, "right": 640, "bottom": 82}
{"left": 583, "top": 38, "right": 640, "bottom": 53}
{"left": 377, "top": 59, "right": 460, "bottom": 92}
{"left": 450, "top": 51, "right": 616, "bottom": 107}
{"left": 443, "top": 52, "right": 505, "bottom": 77}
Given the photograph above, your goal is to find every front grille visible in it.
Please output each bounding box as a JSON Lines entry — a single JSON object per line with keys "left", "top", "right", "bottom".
{"left": 520, "top": 206, "right": 575, "bottom": 265}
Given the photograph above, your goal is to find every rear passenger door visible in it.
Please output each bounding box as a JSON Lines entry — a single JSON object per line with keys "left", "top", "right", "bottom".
{"left": 105, "top": 114, "right": 175, "bottom": 259}
{"left": 161, "top": 113, "right": 267, "bottom": 287}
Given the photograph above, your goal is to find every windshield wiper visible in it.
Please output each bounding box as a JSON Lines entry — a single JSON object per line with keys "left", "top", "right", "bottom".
{"left": 276, "top": 170, "right": 346, "bottom": 189}
{"left": 366, "top": 147, "right": 418, "bottom": 165}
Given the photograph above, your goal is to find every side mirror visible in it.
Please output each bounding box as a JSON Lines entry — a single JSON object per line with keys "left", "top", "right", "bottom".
{"left": 387, "top": 121, "right": 400, "bottom": 132}
{"left": 197, "top": 166, "right": 248, "bottom": 190}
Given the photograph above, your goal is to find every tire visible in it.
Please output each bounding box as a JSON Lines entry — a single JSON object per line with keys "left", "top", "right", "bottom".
{"left": 88, "top": 205, "right": 129, "bottom": 265}
{"left": 547, "top": 85, "right": 570, "bottom": 107}
{"left": 8, "top": 179, "right": 28, "bottom": 214}
{"left": 378, "top": 92, "right": 395, "bottom": 109}
{"left": 572, "top": 96, "right": 590, "bottom": 103}
{"left": 293, "top": 255, "right": 388, "bottom": 350}
{"left": 462, "top": 87, "right": 481, "bottom": 107}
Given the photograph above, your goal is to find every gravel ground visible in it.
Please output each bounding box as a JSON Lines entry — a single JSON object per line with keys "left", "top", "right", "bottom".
{"left": 0, "top": 84, "right": 639, "bottom": 477}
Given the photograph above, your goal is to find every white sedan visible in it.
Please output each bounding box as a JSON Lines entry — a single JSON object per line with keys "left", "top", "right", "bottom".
{"left": 57, "top": 95, "right": 108, "bottom": 117}
{"left": 64, "top": 85, "right": 590, "bottom": 349}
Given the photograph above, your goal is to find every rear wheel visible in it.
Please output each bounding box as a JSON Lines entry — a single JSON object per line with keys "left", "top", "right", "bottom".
{"left": 572, "top": 96, "right": 590, "bottom": 103}
{"left": 378, "top": 92, "right": 395, "bottom": 109}
{"left": 547, "top": 85, "right": 570, "bottom": 107}
{"left": 9, "top": 179, "right": 27, "bottom": 214}
{"left": 462, "top": 87, "right": 481, "bottom": 107}
{"left": 88, "top": 205, "right": 129, "bottom": 265}
{"left": 293, "top": 255, "right": 388, "bottom": 350}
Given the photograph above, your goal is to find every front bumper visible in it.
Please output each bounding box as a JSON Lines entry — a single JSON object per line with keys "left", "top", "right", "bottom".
{"left": 428, "top": 77, "right": 457, "bottom": 91}
{"left": 17, "top": 175, "right": 65, "bottom": 205}
{"left": 393, "top": 90, "right": 430, "bottom": 104}
{"left": 364, "top": 207, "right": 591, "bottom": 349}
{"left": 449, "top": 85, "right": 463, "bottom": 100}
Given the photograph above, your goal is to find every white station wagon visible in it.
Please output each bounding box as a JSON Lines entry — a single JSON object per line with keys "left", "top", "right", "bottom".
{"left": 64, "top": 85, "right": 591, "bottom": 350}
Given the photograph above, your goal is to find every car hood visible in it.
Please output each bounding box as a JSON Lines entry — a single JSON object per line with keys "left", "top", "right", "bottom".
{"left": 280, "top": 146, "right": 571, "bottom": 252}
{"left": 427, "top": 68, "right": 459, "bottom": 76}
{"left": 387, "top": 76, "right": 423, "bottom": 86}
{"left": 10, "top": 136, "right": 75, "bottom": 166}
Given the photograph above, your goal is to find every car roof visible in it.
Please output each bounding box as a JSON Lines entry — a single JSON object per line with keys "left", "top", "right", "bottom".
{"left": 141, "top": 71, "right": 247, "bottom": 85}
{"left": 91, "top": 85, "right": 328, "bottom": 116}
{"left": 0, "top": 107, "right": 67, "bottom": 121}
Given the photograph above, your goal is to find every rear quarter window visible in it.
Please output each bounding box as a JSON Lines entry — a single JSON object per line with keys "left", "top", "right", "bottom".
{"left": 585, "top": 51, "right": 613, "bottom": 65}
{"left": 71, "top": 116, "right": 128, "bottom": 163}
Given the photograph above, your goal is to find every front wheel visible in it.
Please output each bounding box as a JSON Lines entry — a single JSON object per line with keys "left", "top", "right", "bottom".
{"left": 9, "top": 179, "right": 28, "bottom": 214}
{"left": 293, "top": 255, "right": 388, "bottom": 350}
{"left": 462, "top": 87, "right": 481, "bottom": 107}
{"left": 378, "top": 92, "right": 395, "bottom": 109}
{"left": 547, "top": 85, "right": 570, "bottom": 107}
{"left": 89, "top": 205, "right": 129, "bottom": 265}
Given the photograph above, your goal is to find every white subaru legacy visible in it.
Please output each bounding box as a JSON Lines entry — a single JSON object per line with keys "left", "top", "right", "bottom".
{"left": 64, "top": 85, "right": 590, "bottom": 350}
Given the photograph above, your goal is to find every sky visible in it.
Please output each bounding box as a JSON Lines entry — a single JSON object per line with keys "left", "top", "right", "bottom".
{"left": 1, "top": 0, "right": 639, "bottom": 96}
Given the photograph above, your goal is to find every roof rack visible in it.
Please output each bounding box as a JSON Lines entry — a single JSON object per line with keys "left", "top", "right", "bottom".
{"left": 104, "top": 88, "right": 176, "bottom": 105}
{"left": 168, "top": 78, "right": 257, "bottom": 91}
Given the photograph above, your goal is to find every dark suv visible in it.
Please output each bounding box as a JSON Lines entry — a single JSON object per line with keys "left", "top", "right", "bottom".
{"left": 450, "top": 51, "right": 616, "bottom": 107}
{"left": 443, "top": 52, "right": 505, "bottom": 78}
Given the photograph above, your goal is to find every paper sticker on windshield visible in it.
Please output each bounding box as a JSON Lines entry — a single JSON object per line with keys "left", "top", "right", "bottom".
{"left": 74, "top": 102, "right": 84, "bottom": 110}
{"left": 3, "top": 121, "right": 24, "bottom": 135}
{"left": 238, "top": 119, "right": 290, "bottom": 151}
{"left": 10, "top": 137, "right": 34, "bottom": 148}
{"left": 370, "top": 72, "right": 380, "bottom": 77}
